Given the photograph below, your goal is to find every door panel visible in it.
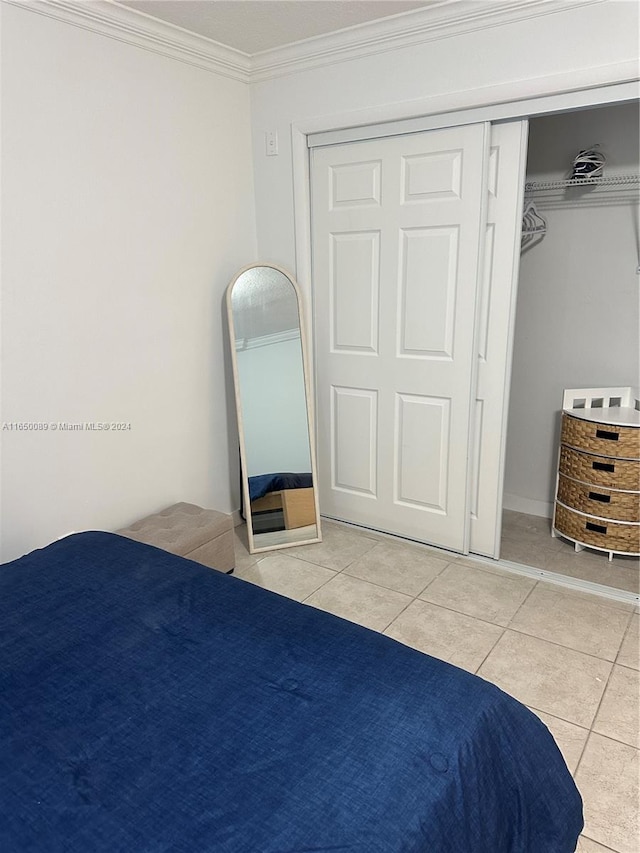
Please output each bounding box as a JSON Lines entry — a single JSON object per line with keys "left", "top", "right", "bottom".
{"left": 402, "top": 149, "right": 462, "bottom": 200}
{"left": 312, "top": 124, "right": 490, "bottom": 552}
{"left": 332, "top": 386, "right": 378, "bottom": 496}
{"left": 330, "top": 160, "right": 381, "bottom": 207}
{"left": 395, "top": 393, "right": 449, "bottom": 512}
{"left": 469, "top": 121, "right": 528, "bottom": 557}
{"left": 331, "top": 232, "right": 380, "bottom": 352}
{"left": 399, "top": 226, "right": 458, "bottom": 356}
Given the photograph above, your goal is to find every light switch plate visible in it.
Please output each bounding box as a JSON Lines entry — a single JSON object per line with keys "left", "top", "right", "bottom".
{"left": 265, "top": 130, "right": 278, "bottom": 156}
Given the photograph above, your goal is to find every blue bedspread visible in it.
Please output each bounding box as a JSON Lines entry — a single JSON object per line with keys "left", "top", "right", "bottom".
{"left": 0, "top": 532, "right": 582, "bottom": 852}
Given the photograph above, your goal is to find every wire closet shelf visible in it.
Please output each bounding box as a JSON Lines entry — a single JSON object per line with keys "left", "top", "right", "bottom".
{"left": 524, "top": 174, "right": 640, "bottom": 193}
{"left": 520, "top": 173, "right": 639, "bottom": 250}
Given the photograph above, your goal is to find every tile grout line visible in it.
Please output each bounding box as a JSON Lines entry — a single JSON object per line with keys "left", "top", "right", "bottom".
{"left": 303, "top": 556, "right": 453, "bottom": 602}
{"left": 579, "top": 835, "right": 619, "bottom": 853}
{"left": 526, "top": 701, "right": 590, "bottom": 735}
{"left": 573, "top": 662, "right": 621, "bottom": 785}
{"left": 503, "top": 577, "right": 541, "bottom": 630}
{"left": 379, "top": 593, "right": 420, "bottom": 636}
{"left": 287, "top": 542, "right": 379, "bottom": 574}
{"left": 613, "top": 609, "right": 638, "bottom": 669}
{"left": 473, "top": 626, "right": 508, "bottom": 675}
{"left": 526, "top": 692, "right": 640, "bottom": 754}
{"left": 300, "top": 569, "right": 343, "bottom": 604}
{"left": 472, "top": 579, "right": 542, "bottom": 677}
{"left": 580, "top": 609, "right": 638, "bottom": 768}
{"left": 586, "top": 607, "right": 636, "bottom": 742}
{"left": 476, "top": 623, "right": 621, "bottom": 666}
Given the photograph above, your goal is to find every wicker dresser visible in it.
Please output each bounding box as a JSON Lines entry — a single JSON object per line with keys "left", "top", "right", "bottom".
{"left": 552, "top": 387, "right": 640, "bottom": 560}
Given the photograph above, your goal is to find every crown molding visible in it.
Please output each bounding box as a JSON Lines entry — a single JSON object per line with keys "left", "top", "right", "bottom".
{"left": 237, "top": 328, "right": 301, "bottom": 351}
{"left": 3, "top": 0, "right": 252, "bottom": 82}
{"left": 250, "top": 0, "right": 606, "bottom": 82}
{"left": 4, "top": 0, "right": 606, "bottom": 84}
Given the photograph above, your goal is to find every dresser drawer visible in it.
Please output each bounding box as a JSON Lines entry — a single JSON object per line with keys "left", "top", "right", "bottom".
{"left": 557, "top": 474, "right": 640, "bottom": 522}
{"left": 554, "top": 503, "right": 640, "bottom": 554}
{"left": 559, "top": 445, "right": 640, "bottom": 491}
{"left": 561, "top": 413, "right": 640, "bottom": 460}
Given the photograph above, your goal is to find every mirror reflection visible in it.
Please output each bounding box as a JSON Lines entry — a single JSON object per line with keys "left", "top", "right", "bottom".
{"left": 227, "top": 265, "right": 321, "bottom": 552}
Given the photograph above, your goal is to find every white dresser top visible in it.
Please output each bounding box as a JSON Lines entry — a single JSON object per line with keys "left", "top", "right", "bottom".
{"left": 563, "top": 406, "right": 640, "bottom": 428}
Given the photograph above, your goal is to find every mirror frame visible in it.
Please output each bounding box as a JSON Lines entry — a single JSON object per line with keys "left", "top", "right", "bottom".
{"left": 226, "top": 263, "right": 322, "bottom": 554}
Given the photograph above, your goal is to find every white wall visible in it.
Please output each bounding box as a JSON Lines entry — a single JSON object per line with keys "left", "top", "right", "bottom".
{"left": 503, "top": 103, "right": 640, "bottom": 517}
{"left": 0, "top": 3, "right": 257, "bottom": 561}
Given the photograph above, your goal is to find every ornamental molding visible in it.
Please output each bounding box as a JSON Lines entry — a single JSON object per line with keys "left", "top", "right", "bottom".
{"left": 4, "top": 0, "right": 606, "bottom": 84}
{"left": 250, "top": 0, "right": 605, "bottom": 83}
{"left": 3, "top": 0, "right": 252, "bottom": 82}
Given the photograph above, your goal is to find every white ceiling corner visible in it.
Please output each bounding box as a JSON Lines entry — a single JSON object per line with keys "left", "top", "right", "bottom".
{"left": 4, "top": 0, "right": 606, "bottom": 83}
{"left": 117, "top": 0, "right": 435, "bottom": 55}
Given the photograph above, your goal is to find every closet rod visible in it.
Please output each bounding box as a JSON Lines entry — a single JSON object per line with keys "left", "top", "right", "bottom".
{"left": 525, "top": 174, "right": 639, "bottom": 192}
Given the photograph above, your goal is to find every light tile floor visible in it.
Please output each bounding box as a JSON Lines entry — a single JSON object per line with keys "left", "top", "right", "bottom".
{"left": 233, "top": 519, "right": 639, "bottom": 853}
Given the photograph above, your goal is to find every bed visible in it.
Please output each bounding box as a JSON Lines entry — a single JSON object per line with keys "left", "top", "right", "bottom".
{"left": 0, "top": 532, "right": 583, "bottom": 852}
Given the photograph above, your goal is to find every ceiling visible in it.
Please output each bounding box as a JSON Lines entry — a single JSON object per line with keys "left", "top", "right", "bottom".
{"left": 117, "top": 1, "right": 435, "bottom": 55}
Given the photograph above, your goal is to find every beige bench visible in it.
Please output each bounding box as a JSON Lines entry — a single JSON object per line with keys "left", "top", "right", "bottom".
{"left": 116, "top": 502, "right": 235, "bottom": 573}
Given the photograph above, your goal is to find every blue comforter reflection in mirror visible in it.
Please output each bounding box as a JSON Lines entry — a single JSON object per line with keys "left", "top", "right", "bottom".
{"left": 249, "top": 472, "right": 313, "bottom": 502}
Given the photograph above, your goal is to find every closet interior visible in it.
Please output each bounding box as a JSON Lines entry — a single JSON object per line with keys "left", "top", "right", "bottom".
{"left": 500, "top": 102, "right": 639, "bottom": 595}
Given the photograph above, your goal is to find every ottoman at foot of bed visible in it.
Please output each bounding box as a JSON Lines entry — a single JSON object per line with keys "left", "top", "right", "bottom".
{"left": 116, "top": 502, "right": 235, "bottom": 573}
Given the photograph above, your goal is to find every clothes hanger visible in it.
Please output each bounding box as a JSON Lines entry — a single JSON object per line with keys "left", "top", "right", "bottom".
{"left": 521, "top": 199, "right": 547, "bottom": 250}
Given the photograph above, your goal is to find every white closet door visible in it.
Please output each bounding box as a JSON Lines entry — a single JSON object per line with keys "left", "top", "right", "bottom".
{"left": 469, "top": 120, "right": 529, "bottom": 557}
{"left": 311, "top": 124, "right": 489, "bottom": 552}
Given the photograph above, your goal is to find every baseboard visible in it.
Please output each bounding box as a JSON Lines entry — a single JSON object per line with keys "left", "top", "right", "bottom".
{"left": 502, "top": 493, "right": 553, "bottom": 519}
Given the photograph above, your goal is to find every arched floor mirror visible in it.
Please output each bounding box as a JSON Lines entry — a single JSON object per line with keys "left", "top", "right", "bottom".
{"left": 226, "top": 264, "right": 322, "bottom": 553}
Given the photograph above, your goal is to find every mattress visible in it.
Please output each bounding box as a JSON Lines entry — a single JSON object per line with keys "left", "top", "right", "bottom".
{"left": 0, "top": 532, "right": 583, "bottom": 852}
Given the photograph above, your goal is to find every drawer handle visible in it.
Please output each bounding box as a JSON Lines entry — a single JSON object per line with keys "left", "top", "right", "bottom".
{"left": 588, "top": 491, "right": 611, "bottom": 503}
{"left": 586, "top": 521, "right": 607, "bottom": 534}
{"left": 595, "top": 428, "right": 619, "bottom": 441}
{"left": 592, "top": 461, "right": 615, "bottom": 472}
